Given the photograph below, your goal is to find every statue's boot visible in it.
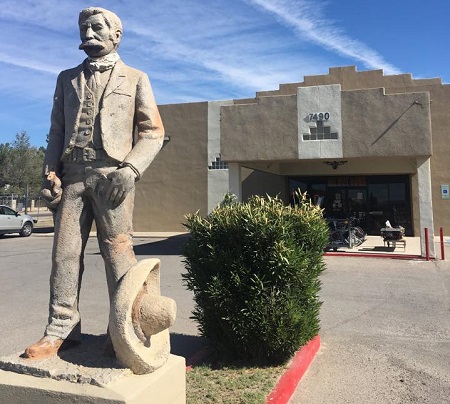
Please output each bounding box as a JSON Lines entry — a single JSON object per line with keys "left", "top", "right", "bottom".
{"left": 23, "top": 324, "right": 81, "bottom": 360}
{"left": 23, "top": 336, "right": 67, "bottom": 359}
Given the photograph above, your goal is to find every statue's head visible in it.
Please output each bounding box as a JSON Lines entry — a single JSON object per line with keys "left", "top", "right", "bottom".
{"left": 78, "top": 7, "right": 122, "bottom": 58}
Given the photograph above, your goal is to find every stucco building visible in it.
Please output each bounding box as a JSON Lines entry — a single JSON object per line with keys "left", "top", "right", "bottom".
{"left": 134, "top": 66, "right": 450, "bottom": 255}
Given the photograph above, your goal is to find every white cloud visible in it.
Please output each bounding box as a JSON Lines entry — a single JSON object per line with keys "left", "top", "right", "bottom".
{"left": 2, "top": 0, "right": 397, "bottom": 101}
{"left": 0, "top": 53, "right": 60, "bottom": 75}
{"left": 245, "top": 0, "right": 402, "bottom": 74}
{"left": 0, "top": 0, "right": 80, "bottom": 30}
{"left": 120, "top": 3, "right": 331, "bottom": 97}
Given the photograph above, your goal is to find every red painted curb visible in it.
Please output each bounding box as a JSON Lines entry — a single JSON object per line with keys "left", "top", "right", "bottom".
{"left": 266, "top": 335, "right": 321, "bottom": 404}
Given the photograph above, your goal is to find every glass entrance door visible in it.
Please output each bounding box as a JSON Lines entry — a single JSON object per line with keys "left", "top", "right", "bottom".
{"left": 323, "top": 187, "right": 367, "bottom": 227}
{"left": 347, "top": 188, "right": 367, "bottom": 228}
{"left": 367, "top": 181, "right": 411, "bottom": 234}
{"left": 325, "top": 188, "right": 347, "bottom": 219}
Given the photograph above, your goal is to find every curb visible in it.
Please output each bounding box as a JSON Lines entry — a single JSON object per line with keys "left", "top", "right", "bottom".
{"left": 266, "top": 335, "right": 321, "bottom": 404}
{"left": 324, "top": 252, "right": 423, "bottom": 260}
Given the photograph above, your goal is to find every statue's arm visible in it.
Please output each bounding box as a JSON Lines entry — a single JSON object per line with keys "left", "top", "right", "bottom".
{"left": 44, "top": 72, "right": 65, "bottom": 177}
{"left": 105, "top": 72, "right": 164, "bottom": 207}
{"left": 41, "top": 73, "right": 65, "bottom": 210}
{"left": 121, "top": 72, "right": 165, "bottom": 178}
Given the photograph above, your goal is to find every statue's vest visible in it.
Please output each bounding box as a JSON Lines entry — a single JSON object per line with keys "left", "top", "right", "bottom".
{"left": 72, "top": 72, "right": 107, "bottom": 150}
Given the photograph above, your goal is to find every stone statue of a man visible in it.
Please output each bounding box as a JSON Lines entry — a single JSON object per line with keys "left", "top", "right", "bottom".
{"left": 24, "top": 6, "right": 164, "bottom": 359}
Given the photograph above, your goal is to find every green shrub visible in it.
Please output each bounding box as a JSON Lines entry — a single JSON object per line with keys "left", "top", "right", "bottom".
{"left": 182, "top": 192, "right": 329, "bottom": 364}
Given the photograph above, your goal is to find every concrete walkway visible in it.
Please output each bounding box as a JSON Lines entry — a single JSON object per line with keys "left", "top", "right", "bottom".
{"left": 326, "top": 233, "right": 450, "bottom": 261}
{"left": 326, "top": 235, "right": 422, "bottom": 257}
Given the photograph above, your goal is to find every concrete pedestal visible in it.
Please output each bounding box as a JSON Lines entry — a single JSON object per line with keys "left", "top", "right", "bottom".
{"left": 0, "top": 354, "right": 186, "bottom": 404}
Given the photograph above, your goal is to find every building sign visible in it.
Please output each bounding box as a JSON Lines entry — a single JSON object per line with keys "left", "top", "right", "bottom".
{"left": 441, "top": 184, "right": 450, "bottom": 200}
{"left": 307, "top": 112, "right": 330, "bottom": 122}
{"left": 327, "top": 176, "right": 367, "bottom": 187}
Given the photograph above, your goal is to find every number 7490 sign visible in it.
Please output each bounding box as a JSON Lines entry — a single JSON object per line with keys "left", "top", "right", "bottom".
{"left": 308, "top": 112, "right": 330, "bottom": 121}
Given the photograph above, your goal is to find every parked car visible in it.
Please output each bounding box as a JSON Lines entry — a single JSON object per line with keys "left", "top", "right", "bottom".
{"left": 0, "top": 205, "right": 37, "bottom": 237}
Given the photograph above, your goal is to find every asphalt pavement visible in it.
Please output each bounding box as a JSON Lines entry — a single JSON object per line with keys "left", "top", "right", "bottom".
{"left": 1, "top": 231, "right": 449, "bottom": 403}
{"left": 289, "top": 256, "right": 450, "bottom": 404}
{"left": 0, "top": 233, "right": 204, "bottom": 362}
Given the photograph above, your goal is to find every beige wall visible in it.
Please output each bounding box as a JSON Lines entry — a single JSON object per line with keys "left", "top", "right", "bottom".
{"left": 341, "top": 88, "right": 431, "bottom": 157}
{"left": 133, "top": 102, "right": 209, "bottom": 232}
{"left": 222, "top": 77, "right": 431, "bottom": 162}
{"left": 424, "top": 85, "right": 450, "bottom": 233}
{"left": 257, "top": 66, "right": 442, "bottom": 95}
{"left": 131, "top": 66, "right": 450, "bottom": 236}
{"left": 221, "top": 95, "right": 298, "bottom": 162}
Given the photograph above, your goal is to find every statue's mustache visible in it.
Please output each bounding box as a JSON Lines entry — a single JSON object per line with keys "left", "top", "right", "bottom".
{"left": 79, "top": 39, "right": 104, "bottom": 50}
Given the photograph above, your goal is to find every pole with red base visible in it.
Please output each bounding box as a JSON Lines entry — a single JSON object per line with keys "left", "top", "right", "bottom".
{"left": 425, "top": 227, "right": 430, "bottom": 261}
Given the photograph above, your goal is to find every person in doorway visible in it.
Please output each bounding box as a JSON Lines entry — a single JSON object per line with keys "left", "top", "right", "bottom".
{"left": 24, "top": 7, "right": 164, "bottom": 359}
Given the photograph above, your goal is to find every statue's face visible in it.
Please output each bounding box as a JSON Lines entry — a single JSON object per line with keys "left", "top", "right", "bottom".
{"left": 79, "top": 13, "right": 120, "bottom": 58}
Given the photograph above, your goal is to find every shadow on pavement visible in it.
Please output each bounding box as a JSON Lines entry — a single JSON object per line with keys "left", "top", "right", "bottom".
{"left": 170, "top": 333, "right": 207, "bottom": 362}
{"left": 133, "top": 234, "right": 189, "bottom": 256}
{"left": 358, "top": 246, "right": 396, "bottom": 252}
{"left": 33, "top": 226, "right": 55, "bottom": 234}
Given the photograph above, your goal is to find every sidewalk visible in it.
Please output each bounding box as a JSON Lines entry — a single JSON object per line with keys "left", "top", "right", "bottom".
{"left": 327, "top": 235, "right": 420, "bottom": 256}
{"left": 325, "top": 235, "right": 450, "bottom": 260}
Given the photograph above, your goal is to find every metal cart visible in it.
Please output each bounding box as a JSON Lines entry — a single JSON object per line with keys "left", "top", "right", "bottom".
{"left": 381, "top": 227, "right": 406, "bottom": 250}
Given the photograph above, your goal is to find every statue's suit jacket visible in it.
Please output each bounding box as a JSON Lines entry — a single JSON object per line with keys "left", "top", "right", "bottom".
{"left": 44, "top": 59, "right": 164, "bottom": 176}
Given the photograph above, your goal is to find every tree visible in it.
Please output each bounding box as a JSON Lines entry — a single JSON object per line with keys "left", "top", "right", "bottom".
{"left": 0, "top": 131, "right": 45, "bottom": 197}
{"left": 0, "top": 143, "right": 12, "bottom": 187}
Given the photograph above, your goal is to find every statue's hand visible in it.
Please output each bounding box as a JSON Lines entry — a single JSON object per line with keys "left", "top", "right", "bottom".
{"left": 41, "top": 171, "right": 62, "bottom": 211}
{"left": 105, "top": 167, "right": 136, "bottom": 208}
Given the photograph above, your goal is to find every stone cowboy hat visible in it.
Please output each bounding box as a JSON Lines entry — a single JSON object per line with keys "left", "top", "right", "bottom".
{"left": 109, "top": 258, "right": 177, "bottom": 374}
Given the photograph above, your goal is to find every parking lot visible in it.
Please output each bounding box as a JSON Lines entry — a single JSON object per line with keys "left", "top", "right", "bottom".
{"left": 0, "top": 233, "right": 202, "bottom": 361}
{"left": 0, "top": 233, "right": 449, "bottom": 403}
{"left": 290, "top": 256, "right": 450, "bottom": 404}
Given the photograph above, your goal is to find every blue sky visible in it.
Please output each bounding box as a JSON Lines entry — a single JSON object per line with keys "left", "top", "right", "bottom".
{"left": 1, "top": 0, "right": 449, "bottom": 147}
